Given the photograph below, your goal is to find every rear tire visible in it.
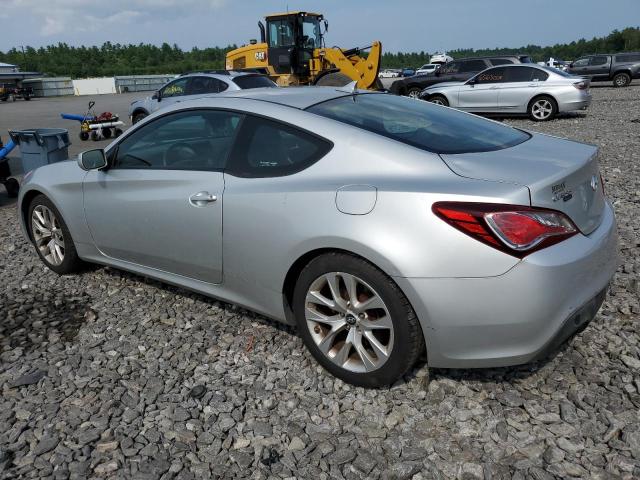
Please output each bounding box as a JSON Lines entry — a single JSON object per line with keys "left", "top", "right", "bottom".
{"left": 293, "top": 252, "right": 424, "bottom": 388}
{"left": 315, "top": 72, "right": 353, "bottom": 87}
{"left": 428, "top": 94, "right": 449, "bottom": 106}
{"left": 28, "top": 194, "right": 84, "bottom": 274}
{"left": 79, "top": 131, "right": 89, "bottom": 141}
{"left": 407, "top": 87, "right": 423, "bottom": 99}
{"left": 528, "top": 95, "right": 557, "bottom": 121}
{"left": 613, "top": 72, "right": 631, "bottom": 88}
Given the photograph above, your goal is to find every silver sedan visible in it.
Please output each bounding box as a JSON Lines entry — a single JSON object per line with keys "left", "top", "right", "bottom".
{"left": 420, "top": 64, "right": 592, "bottom": 121}
{"left": 17, "top": 87, "right": 617, "bottom": 387}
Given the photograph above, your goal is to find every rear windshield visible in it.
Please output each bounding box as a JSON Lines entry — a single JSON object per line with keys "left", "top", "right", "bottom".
{"left": 233, "top": 75, "right": 277, "bottom": 89}
{"left": 306, "top": 94, "right": 530, "bottom": 154}
{"left": 540, "top": 66, "right": 573, "bottom": 77}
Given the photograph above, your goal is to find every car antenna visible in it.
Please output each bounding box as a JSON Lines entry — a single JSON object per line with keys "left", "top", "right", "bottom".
{"left": 337, "top": 81, "right": 358, "bottom": 101}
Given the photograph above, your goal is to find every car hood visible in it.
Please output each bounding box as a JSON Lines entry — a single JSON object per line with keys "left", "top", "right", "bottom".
{"left": 439, "top": 132, "right": 605, "bottom": 234}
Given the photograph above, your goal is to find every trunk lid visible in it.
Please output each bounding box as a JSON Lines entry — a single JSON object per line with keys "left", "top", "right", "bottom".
{"left": 439, "top": 133, "right": 605, "bottom": 234}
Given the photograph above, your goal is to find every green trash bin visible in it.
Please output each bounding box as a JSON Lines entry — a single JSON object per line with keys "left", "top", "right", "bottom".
{"left": 8, "top": 128, "right": 71, "bottom": 173}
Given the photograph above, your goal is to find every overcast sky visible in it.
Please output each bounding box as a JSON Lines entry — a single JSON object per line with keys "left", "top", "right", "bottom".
{"left": 0, "top": 0, "right": 638, "bottom": 53}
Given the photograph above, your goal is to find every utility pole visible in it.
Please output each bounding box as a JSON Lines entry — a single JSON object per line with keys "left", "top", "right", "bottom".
{"left": 19, "top": 45, "right": 27, "bottom": 71}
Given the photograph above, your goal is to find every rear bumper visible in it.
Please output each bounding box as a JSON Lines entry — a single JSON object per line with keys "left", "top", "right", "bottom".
{"left": 396, "top": 200, "right": 618, "bottom": 368}
{"left": 558, "top": 96, "right": 591, "bottom": 112}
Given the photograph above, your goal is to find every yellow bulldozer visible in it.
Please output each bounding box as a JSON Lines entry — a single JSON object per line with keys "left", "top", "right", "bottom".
{"left": 225, "top": 11, "right": 382, "bottom": 90}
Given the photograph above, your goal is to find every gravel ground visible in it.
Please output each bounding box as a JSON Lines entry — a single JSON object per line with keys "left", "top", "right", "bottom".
{"left": 1, "top": 86, "right": 639, "bottom": 479}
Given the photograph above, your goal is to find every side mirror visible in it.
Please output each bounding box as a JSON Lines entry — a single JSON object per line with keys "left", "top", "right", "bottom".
{"left": 152, "top": 90, "right": 161, "bottom": 101}
{"left": 78, "top": 148, "right": 107, "bottom": 171}
{"left": 467, "top": 77, "right": 477, "bottom": 85}
{"left": 324, "top": 20, "right": 329, "bottom": 32}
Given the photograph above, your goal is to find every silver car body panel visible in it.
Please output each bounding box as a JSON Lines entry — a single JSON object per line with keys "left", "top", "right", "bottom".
{"left": 18, "top": 88, "right": 618, "bottom": 368}
{"left": 422, "top": 65, "right": 592, "bottom": 114}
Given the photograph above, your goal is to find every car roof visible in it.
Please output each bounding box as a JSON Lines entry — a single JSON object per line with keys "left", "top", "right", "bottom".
{"left": 180, "top": 70, "right": 264, "bottom": 79}
{"left": 195, "top": 86, "right": 382, "bottom": 110}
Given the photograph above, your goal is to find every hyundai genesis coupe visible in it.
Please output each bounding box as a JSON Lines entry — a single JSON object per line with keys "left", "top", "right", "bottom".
{"left": 18, "top": 87, "right": 618, "bottom": 387}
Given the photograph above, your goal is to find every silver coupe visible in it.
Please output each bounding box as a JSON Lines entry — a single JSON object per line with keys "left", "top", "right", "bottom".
{"left": 420, "top": 64, "right": 592, "bottom": 121}
{"left": 17, "top": 87, "right": 617, "bottom": 387}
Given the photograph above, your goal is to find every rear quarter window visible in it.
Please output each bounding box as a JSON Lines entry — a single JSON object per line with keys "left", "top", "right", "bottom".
{"left": 233, "top": 75, "right": 277, "bottom": 89}
{"left": 307, "top": 93, "right": 530, "bottom": 155}
{"left": 615, "top": 53, "right": 640, "bottom": 63}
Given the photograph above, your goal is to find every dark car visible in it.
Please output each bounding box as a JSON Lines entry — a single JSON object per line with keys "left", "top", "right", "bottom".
{"left": 390, "top": 55, "right": 533, "bottom": 98}
{"left": 566, "top": 53, "right": 640, "bottom": 87}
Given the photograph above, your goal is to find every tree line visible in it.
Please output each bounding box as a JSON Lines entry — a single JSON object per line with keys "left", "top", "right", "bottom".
{"left": 0, "top": 27, "right": 638, "bottom": 77}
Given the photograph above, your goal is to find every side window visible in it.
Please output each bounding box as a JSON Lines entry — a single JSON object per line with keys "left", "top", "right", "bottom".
{"left": 589, "top": 56, "right": 609, "bottom": 66}
{"left": 188, "top": 77, "right": 227, "bottom": 95}
{"left": 572, "top": 58, "right": 589, "bottom": 67}
{"left": 504, "top": 66, "right": 534, "bottom": 82}
{"left": 530, "top": 68, "right": 549, "bottom": 81}
{"left": 474, "top": 67, "right": 506, "bottom": 84}
{"left": 113, "top": 110, "right": 242, "bottom": 171}
{"left": 227, "top": 116, "right": 332, "bottom": 178}
{"left": 268, "top": 19, "right": 295, "bottom": 47}
{"left": 490, "top": 58, "right": 514, "bottom": 66}
{"left": 160, "top": 78, "right": 189, "bottom": 98}
{"left": 459, "top": 60, "right": 488, "bottom": 73}
{"left": 441, "top": 62, "right": 461, "bottom": 74}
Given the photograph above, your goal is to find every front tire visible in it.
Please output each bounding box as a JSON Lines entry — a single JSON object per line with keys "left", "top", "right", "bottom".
{"left": 428, "top": 94, "right": 449, "bottom": 106}
{"left": 132, "top": 111, "right": 148, "bottom": 124}
{"left": 528, "top": 95, "right": 557, "bottom": 121}
{"left": 613, "top": 72, "right": 631, "bottom": 87}
{"left": 293, "top": 253, "right": 424, "bottom": 388}
{"left": 28, "top": 194, "right": 84, "bottom": 274}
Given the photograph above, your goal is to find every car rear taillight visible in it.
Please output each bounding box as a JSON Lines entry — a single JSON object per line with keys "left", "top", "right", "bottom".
{"left": 432, "top": 202, "right": 578, "bottom": 257}
{"left": 573, "top": 81, "right": 588, "bottom": 90}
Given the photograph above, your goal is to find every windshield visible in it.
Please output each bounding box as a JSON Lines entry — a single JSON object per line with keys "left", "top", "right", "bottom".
{"left": 306, "top": 94, "right": 530, "bottom": 154}
{"left": 300, "top": 17, "right": 322, "bottom": 49}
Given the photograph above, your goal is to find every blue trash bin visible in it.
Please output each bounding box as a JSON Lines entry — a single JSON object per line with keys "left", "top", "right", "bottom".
{"left": 8, "top": 128, "right": 71, "bottom": 173}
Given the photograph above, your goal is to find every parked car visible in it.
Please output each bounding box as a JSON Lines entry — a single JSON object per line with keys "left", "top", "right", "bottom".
{"left": 378, "top": 69, "right": 401, "bottom": 78}
{"left": 430, "top": 52, "right": 453, "bottom": 64}
{"left": 390, "top": 55, "right": 534, "bottom": 98}
{"left": 18, "top": 88, "right": 617, "bottom": 387}
{"left": 128, "top": 71, "right": 277, "bottom": 124}
{"left": 420, "top": 64, "right": 591, "bottom": 121}
{"left": 566, "top": 53, "right": 640, "bottom": 87}
{"left": 416, "top": 64, "right": 438, "bottom": 75}
{"left": 0, "top": 83, "right": 33, "bottom": 101}
{"left": 400, "top": 67, "right": 416, "bottom": 77}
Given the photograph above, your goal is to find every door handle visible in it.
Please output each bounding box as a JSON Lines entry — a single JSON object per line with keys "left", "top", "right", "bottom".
{"left": 189, "top": 191, "right": 217, "bottom": 206}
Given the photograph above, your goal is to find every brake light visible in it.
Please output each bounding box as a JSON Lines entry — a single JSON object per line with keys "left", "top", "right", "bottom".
{"left": 432, "top": 202, "right": 578, "bottom": 257}
{"left": 573, "top": 81, "right": 588, "bottom": 90}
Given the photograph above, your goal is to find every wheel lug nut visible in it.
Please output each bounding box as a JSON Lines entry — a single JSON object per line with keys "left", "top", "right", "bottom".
{"left": 314, "top": 326, "right": 321, "bottom": 334}
{"left": 358, "top": 313, "right": 365, "bottom": 319}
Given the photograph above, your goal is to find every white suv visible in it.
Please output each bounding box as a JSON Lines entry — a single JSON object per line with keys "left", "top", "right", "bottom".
{"left": 128, "top": 71, "right": 277, "bottom": 124}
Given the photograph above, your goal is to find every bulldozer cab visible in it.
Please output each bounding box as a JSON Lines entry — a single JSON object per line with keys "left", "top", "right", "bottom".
{"left": 263, "top": 12, "right": 324, "bottom": 77}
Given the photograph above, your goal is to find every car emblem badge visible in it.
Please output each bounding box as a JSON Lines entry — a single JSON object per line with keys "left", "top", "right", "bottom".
{"left": 590, "top": 175, "right": 599, "bottom": 191}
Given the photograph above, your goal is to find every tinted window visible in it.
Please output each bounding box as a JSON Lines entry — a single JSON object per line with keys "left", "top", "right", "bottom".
{"left": 188, "top": 76, "right": 227, "bottom": 95}
{"left": 161, "top": 78, "right": 189, "bottom": 98}
{"left": 474, "top": 67, "right": 506, "bottom": 84}
{"left": 530, "top": 68, "right": 550, "bottom": 81}
{"left": 233, "top": 75, "right": 277, "bottom": 89}
{"left": 615, "top": 53, "right": 640, "bottom": 63}
{"left": 114, "top": 110, "right": 242, "bottom": 171}
{"left": 490, "top": 58, "right": 514, "bottom": 66}
{"left": 540, "top": 66, "right": 572, "bottom": 77}
{"left": 589, "top": 56, "right": 609, "bottom": 66}
{"left": 227, "top": 116, "right": 332, "bottom": 177}
{"left": 459, "top": 60, "right": 487, "bottom": 73}
{"left": 307, "top": 94, "right": 530, "bottom": 155}
{"left": 440, "top": 62, "right": 461, "bottom": 74}
{"left": 504, "top": 66, "right": 536, "bottom": 82}
{"left": 519, "top": 56, "right": 534, "bottom": 63}
{"left": 572, "top": 58, "right": 589, "bottom": 67}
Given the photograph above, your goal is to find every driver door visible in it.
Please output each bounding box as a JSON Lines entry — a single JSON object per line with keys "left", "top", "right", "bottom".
{"left": 83, "top": 109, "right": 242, "bottom": 284}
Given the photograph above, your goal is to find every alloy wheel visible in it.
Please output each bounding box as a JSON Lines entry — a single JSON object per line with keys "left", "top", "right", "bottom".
{"left": 407, "top": 90, "right": 421, "bottom": 99}
{"left": 31, "top": 205, "right": 65, "bottom": 266}
{"left": 304, "top": 272, "right": 394, "bottom": 373}
{"left": 430, "top": 98, "right": 446, "bottom": 105}
{"left": 531, "top": 99, "right": 553, "bottom": 120}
